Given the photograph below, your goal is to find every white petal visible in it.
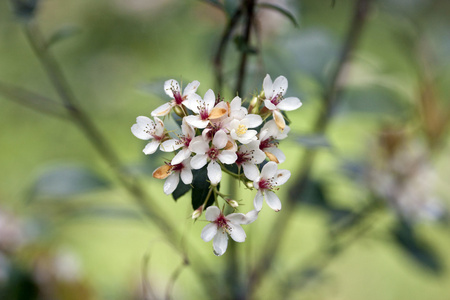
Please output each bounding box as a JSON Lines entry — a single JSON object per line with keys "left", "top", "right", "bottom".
{"left": 213, "top": 231, "right": 228, "bottom": 256}
{"left": 265, "top": 191, "right": 281, "bottom": 212}
{"left": 131, "top": 123, "right": 151, "bottom": 140}
{"left": 182, "top": 119, "right": 195, "bottom": 138}
{"left": 242, "top": 163, "right": 259, "bottom": 181}
{"left": 163, "top": 79, "right": 180, "bottom": 97}
{"left": 136, "top": 116, "right": 153, "bottom": 126}
{"left": 151, "top": 102, "right": 172, "bottom": 117}
{"left": 236, "top": 130, "right": 257, "bottom": 144}
{"left": 207, "top": 161, "right": 222, "bottom": 185}
{"left": 226, "top": 213, "right": 246, "bottom": 224}
{"left": 180, "top": 165, "right": 193, "bottom": 184}
{"left": 189, "top": 139, "right": 209, "bottom": 154}
{"left": 228, "top": 223, "right": 246, "bottom": 242}
{"left": 161, "top": 139, "right": 183, "bottom": 152}
{"left": 205, "top": 206, "right": 221, "bottom": 221}
{"left": 273, "top": 169, "right": 291, "bottom": 186}
{"left": 264, "top": 100, "right": 277, "bottom": 111}
{"left": 163, "top": 173, "right": 179, "bottom": 195}
{"left": 183, "top": 93, "right": 202, "bottom": 112}
{"left": 218, "top": 150, "right": 237, "bottom": 164}
{"left": 212, "top": 130, "right": 227, "bottom": 149}
{"left": 253, "top": 191, "right": 264, "bottom": 211}
{"left": 203, "top": 89, "right": 216, "bottom": 112}
{"left": 243, "top": 210, "right": 259, "bottom": 225}
{"left": 183, "top": 80, "right": 200, "bottom": 96}
{"left": 263, "top": 74, "right": 273, "bottom": 99}
{"left": 261, "top": 161, "right": 278, "bottom": 179}
{"left": 242, "top": 114, "right": 262, "bottom": 128}
{"left": 143, "top": 140, "right": 159, "bottom": 155}
{"left": 273, "top": 110, "right": 286, "bottom": 130}
{"left": 277, "top": 97, "right": 302, "bottom": 111}
{"left": 272, "top": 75, "right": 288, "bottom": 96}
{"left": 190, "top": 154, "right": 208, "bottom": 169}
{"left": 184, "top": 115, "right": 209, "bottom": 129}
{"left": 171, "top": 148, "right": 191, "bottom": 165}
{"left": 230, "top": 96, "right": 242, "bottom": 112}
{"left": 153, "top": 117, "right": 165, "bottom": 136}
{"left": 267, "top": 147, "right": 286, "bottom": 163}
{"left": 252, "top": 148, "right": 266, "bottom": 164}
{"left": 201, "top": 223, "right": 218, "bottom": 242}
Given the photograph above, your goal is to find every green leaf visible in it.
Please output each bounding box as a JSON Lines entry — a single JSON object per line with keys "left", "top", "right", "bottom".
{"left": 295, "top": 134, "right": 331, "bottom": 149}
{"left": 45, "top": 25, "right": 81, "bottom": 49}
{"left": 172, "top": 181, "right": 191, "bottom": 201}
{"left": 191, "top": 166, "right": 215, "bottom": 210}
{"left": 258, "top": 2, "right": 299, "bottom": 27}
{"left": 29, "top": 164, "right": 110, "bottom": 201}
{"left": 393, "top": 221, "right": 442, "bottom": 273}
{"left": 0, "top": 82, "right": 67, "bottom": 118}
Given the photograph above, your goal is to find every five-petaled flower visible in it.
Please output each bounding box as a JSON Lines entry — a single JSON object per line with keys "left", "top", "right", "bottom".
{"left": 151, "top": 79, "right": 201, "bottom": 117}
{"left": 201, "top": 206, "right": 258, "bottom": 256}
{"left": 131, "top": 116, "right": 166, "bottom": 154}
{"left": 152, "top": 158, "right": 193, "bottom": 195}
{"left": 253, "top": 161, "right": 291, "bottom": 212}
{"left": 262, "top": 74, "right": 302, "bottom": 131}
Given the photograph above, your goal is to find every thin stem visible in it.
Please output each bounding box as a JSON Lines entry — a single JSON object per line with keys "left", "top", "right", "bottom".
{"left": 165, "top": 260, "right": 188, "bottom": 300}
{"left": 22, "top": 20, "right": 219, "bottom": 298}
{"left": 246, "top": 0, "right": 373, "bottom": 296}
{"left": 214, "top": 8, "right": 243, "bottom": 93}
{"left": 235, "top": 0, "right": 256, "bottom": 96}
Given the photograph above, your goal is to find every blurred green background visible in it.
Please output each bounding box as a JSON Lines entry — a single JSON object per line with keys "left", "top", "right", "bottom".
{"left": 1, "top": 0, "right": 450, "bottom": 299}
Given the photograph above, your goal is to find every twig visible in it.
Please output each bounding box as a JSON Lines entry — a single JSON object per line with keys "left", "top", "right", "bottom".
{"left": 165, "top": 259, "right": 188, "bottom": 300}
{"left": 246, "top": 0, "right": 373, "bottom": 296}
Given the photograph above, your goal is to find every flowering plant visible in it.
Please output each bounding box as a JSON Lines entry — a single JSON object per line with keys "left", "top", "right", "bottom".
{"left": 132, "top": 75, "right": 301, "bottom": 255}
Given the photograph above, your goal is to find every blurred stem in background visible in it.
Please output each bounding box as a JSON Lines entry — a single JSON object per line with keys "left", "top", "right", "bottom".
{"left": 244, "top": 0, "right": 374, "bottom": 297}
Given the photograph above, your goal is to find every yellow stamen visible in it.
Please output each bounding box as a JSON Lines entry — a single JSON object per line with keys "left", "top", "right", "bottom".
{"left": 236, "top": 124, "right": 248, "bottom": 136}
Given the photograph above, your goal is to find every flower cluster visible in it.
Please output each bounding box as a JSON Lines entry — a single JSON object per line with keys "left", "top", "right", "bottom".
{"left": 132, "top": 75, "right": 302, "bottom": 255}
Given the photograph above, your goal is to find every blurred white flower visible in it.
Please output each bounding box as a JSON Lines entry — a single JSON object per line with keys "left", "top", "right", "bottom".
{"left": 235, "top": 141, "right": 266, "bottom": 181}
{"left": 184, "top": 89, "right": 227, "bottom": 129}
{"left": 152, "top": 158, "right": 193, "bottom": 195}
{"left": 160, "top": 119, "right": 196, "bottom": 165}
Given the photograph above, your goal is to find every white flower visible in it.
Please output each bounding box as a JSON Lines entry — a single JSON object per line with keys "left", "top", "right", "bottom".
{"left": 262, "top": 74, "right": 302, "bottom": 130}
{"left": 151, "top": 79, "right": 201, "bottom": 116}
{"left": 189, "top": 131, "right": 237, "bottom": 185}
{"left": 160, "top": 119, "right": 195, "bottom": 165}
{"left": 229, "top": 114, "right": 262, "bottom": 144}
{"left": 261, "top": 120, "right": 290, "bottom": 140}
{"left": 253, "top": 161, "right": 291, "bottom": 212}
{"left": 152, "top": 158, "right": 193, "bottom": 195}
{"left": 258, "top": 128, "right": 286, "bottom": 163}
{"left": 131, "top": 116, "right": 166, "bottom": 154}
{"left": 184, "top": 89, "right": 227, "bottom": 129}
{"left": 235, "top": 141, "right": 266, "bottom": 181}
{"left": 228, "top": 96, "right": 248, "bottom": 120}
{"left": 201, "top": 206, "right": 258, "bottom": 256}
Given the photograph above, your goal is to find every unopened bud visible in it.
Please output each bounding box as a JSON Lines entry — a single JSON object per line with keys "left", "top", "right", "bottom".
{"left": 226, "top": 199, "right": 239, "bottom": 208}
{"left": 173, "top": 105, "right": 185, "bottom": 118}
{"left": 248, "top": 96, "right": 259, "bottom": 114}
{"left": 192, "top": 207, "right": 203, "bottom": 219}
{"left": 245, "top": 181, "right": 254, "bottom": 189}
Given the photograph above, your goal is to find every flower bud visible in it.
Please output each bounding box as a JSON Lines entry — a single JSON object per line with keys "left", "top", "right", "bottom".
{"left": 245, "top": 181, "right": 254, "bottom": 189}
{"left": 173, "top": 105, "right": 185, "bottom": 118}
{"left": 226, "top": 198, "right": 239, "bottom": 208}
{"left": 192, "top": 207, "right": 203, "bottom": 219}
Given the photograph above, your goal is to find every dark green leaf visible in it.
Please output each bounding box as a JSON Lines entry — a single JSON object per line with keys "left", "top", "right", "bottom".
{"left": 0, "top": 82, "right": 67, "bottom": 118}
{"left": 191, "top": 166, "right": 215, "bottom": 210}
{"left": 393, "top": 221, "right": 442, "bottom": 273}
{"left": 45, "top": 25, "right": 81, "bottom": 49}
{"left": 29, "top": 164, "right": 110, "bottom": 201}
{"left": 172, "top": 181, "right": 191, "bottom": 201}
{"left": 9, "top": 0, "right": 39, "bottom": 21}
{"left": 258, "top": 2, "right": 299, "bottom": 27}
{"left": 295, "top": 134, "right": 331, "bottom": 149}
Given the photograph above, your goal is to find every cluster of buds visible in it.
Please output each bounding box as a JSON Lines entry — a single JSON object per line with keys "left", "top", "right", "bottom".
{"left": 131, "top": 75, "right": 302, "bottom": 255}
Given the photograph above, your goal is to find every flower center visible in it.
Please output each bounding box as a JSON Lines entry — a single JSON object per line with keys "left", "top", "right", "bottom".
{"left": 258, "top": 178, "right": 273, "bottom": 190}
{"left": 207, "top": 147, "right": 220, "bottom": 160}
{"left": 199, "top": 106, "right": 209, "bottom": 120}
{"left": 236, "top": 150, "right": 254, "bottom": 166}
{"left": 236, "top": 124, "right": 248, "bottom": 136}
{"left": 215, "top": 214, "right": 231, "bottom": 231}
{"left": 259, "top": 137, "right": 278, "bottom": 151}
{"left": 171, "top": 162, "right": 184, "bottom": 172}
{"left": 173, "top": 90, "right": 184, "bottom": 105}
{"left": 180, "top": 135, "right": 191, "bottom": 147}
{"left": 270, "top": 93, "right": 283, "bottom": 106}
